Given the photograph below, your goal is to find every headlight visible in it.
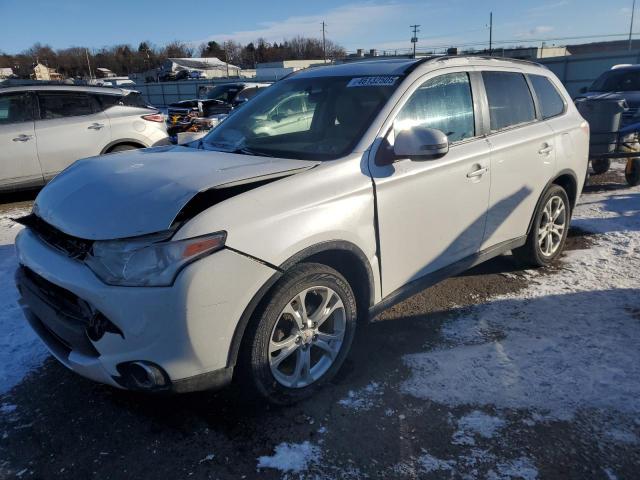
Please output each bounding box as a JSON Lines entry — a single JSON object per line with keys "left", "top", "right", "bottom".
{"left": 85, "top": 231, "right": 226, "bottom": 287}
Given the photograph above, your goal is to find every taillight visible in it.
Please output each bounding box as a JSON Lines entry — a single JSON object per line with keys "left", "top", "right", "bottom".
{"left": 142, "top": 113, "right": 164, "bottom": 123}
{"left": 580, "top": 120, "right": 590, "bottom": 136}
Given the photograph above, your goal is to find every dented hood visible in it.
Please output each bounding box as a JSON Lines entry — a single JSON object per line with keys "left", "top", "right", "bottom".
{"left": 34, "top": 145, "right": 317, "bottom": 240}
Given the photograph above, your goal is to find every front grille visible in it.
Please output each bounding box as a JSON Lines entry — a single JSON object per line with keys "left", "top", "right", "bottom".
{"left": 14, "top": 214, "right": 93, "bottom": 259}
{"left": 17, "top": 267, "right": 99, "bottom": 357}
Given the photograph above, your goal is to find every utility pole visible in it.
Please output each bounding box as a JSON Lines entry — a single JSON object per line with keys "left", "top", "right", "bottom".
{"left": 410, "top": 24, "right": 420, "bottom": 58}
{"left": 322, "top": 21, "right": 327, "bottom": 63}
{"left": 630, "top": 0, "right": 636, "bottom": 50}
{"left": 85, "top": 48, "right": 93, "bottom": 80}
{"left": 489, "top": 12, "right": 493, "bottom": 55}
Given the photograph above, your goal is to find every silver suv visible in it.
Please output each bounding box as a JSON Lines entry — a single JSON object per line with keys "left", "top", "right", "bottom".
{"left": 0, "top": 85, "right": 169, "bottom": 191}
{"left": 15, "top": 57, "right": 588, "bottom": 403}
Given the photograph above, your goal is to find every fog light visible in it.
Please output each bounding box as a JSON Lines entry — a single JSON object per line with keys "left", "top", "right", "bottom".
{"left": 116, "top": 361, "right": 169, "bottom": 390}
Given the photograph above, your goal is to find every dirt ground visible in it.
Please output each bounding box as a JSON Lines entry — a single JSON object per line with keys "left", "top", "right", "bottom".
{"left": 0, "top": 166, "right": 637, "bottom": 480}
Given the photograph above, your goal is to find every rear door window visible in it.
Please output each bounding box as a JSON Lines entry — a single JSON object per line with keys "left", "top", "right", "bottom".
{"left": 395, "top": 72, "right": 475, "bottom": 142}
{"left": 37, "top": 92, "right": 98, "bottom": 120}
{"left": 0, "top": 93, "right": 34, "bottom": 124}
{"left": 482, "top": 71, "right": 536, "bottom": 131}
{"left": 529, "top": 74, "right": 566, "bottom": 119}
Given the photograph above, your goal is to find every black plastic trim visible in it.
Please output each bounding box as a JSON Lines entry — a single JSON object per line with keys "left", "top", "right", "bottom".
{"left": 369, "top": 236, "right": 527, "bottom": 318}
{"left": 170, "top": 366, "right": 234, "bottom": 393}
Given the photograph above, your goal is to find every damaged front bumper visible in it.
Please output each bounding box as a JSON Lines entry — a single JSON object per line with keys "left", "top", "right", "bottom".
{"left": 14, "top": 227, "right": 276, "bottom": 393}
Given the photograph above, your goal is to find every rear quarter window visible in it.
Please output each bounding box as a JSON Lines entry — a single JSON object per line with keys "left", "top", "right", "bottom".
{"left": 121, "top": 92, "right": 151, "bottom": 108}
{"left": 482, "top": 71, "right": 536, "bottom": 131}
{"left": 529, "top": 74, "right": 566, "bottom": 119}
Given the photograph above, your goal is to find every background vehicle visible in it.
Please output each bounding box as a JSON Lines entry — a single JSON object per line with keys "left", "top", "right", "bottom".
{"left": 0, "top": 85, "right": 169, "bottom": 191}
{"left": 15, "top": 57, "right": 588, "bottom": 404}
{"left": 575, "top": 64, "right": 640, "bottom": 185}
{"left": 166, "top": 82, "right": 270, "bottom": 137}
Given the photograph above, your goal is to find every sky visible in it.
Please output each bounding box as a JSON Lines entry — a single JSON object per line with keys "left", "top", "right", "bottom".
{"left": 0, "top": 0, "right": 637, "bottom": 55}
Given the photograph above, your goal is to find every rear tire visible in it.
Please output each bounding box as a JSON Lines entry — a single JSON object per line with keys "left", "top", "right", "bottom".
{"left": 239, "top": 263, "right": 357, "bottom": 405}
{"left": 625, "top": 158, "right": 640, "bottom": 186}
{"left": 109, "top": 144, "right": 139, "bottom": 153}
{"left": 513, "top": 184, "right": 570, "bottom": 267}
{"left": 591, "top": 158, "right": 611, "bottom": 175}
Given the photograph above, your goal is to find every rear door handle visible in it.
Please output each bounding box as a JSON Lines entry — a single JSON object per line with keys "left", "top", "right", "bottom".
{"left": 12, "top": 134, "right": 33, "bottom": 142}
{"left": 88, "top": 123, "right": 105, "bottom": 130}
{"left": 466, "top": 166, "right": 488, "bottom": 178}
{"left": 538, "top": 144, "right": 553, "bottom": 155}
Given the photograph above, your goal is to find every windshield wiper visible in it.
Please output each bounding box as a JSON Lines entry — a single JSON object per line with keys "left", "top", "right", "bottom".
{"left": 233, "top": 147, "right": 274, "bottom": 158}
{"left": 202, "top": 142, "right": 274, "bottom": 157}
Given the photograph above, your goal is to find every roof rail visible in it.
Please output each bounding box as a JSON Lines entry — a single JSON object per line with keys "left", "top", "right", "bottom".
{"left": 402, "top": 56, "right": 442, "bottom": 74}
{"left": 403, "top": 54, "right": 543, "bottom": 75}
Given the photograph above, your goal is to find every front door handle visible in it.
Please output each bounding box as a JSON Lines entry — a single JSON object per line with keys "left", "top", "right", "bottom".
{"left": 12, "top": 134, "right": 33, "bottom": 142}
{"left": 88, "top": 123, "right": 105, "bottom": 130}
{"left": 538, "top": 144, "right": 553, "bottom": 155}
{"left": 466, "top": 166, "right": 488, "bottom": 178}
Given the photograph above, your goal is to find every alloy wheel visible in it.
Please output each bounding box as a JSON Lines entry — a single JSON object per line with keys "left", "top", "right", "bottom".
{"left": 538, "top": 195, "right": 567, "bottom": 257}
{"left": 268, "top": 286, "right": 346, "bottom": 388}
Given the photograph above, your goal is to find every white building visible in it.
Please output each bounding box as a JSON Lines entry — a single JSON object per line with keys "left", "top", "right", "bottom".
{"left": 0, "top": 67, "right": 14, "bottom": 79}
{"left": 161, "top": 57, "right": 241, "bottom": 78}
{"left": 255, "top": 60, "right": 327, "bottom": 80}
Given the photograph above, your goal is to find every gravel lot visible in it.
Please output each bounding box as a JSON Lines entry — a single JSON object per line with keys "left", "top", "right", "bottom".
{"left": 0, "top": 166, "right": 638, "bottom": 480}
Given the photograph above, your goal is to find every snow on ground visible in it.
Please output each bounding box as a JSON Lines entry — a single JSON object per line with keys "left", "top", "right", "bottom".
{"left": 0, "top": 206, "right": 48, "bottom": 395}
{"left": 400, "top": 181, "right": 640, "bottom": 475}
{"left": 452, "top": 410, "right": 506, "bottom": 446}
{"left": 256, "top": 441, "right": 321, "bottom": 474}
{"left": 337, "top": 381, "right": 384, "bottom": 411}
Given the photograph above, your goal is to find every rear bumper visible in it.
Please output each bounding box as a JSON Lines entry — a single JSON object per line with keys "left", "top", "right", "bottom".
{"left": 14, "top": 228, "right": 276, "bottom": 392}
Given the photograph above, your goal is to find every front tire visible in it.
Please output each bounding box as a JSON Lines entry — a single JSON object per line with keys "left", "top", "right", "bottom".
{"left": 513, "top": 184, "right": 570, "bottom": 267}
{"left": 240, "top": 263, "right": 357, "bottom": 404}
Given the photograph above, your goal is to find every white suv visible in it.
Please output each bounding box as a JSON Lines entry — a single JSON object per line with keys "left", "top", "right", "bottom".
{"left": 0, "top": 85, "right": 169, "bottom": 191}
{"left": 15, "top": 57, "right": 588, "bottom": 403}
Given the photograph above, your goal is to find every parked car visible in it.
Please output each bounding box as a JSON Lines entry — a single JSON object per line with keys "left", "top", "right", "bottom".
{"left": 575, "top": 64, "right": 640, "bottom": 182}
{"left": 15, "top": 57, "right": 588, "bottom": 404}
{"left": 166, "top": 82, "right": 270, "bottom": 136}
{"left": 0, "top": 85, "right": 169, "bottom": 191}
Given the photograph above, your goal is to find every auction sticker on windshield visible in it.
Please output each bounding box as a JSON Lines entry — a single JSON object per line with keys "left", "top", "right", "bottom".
{"left": 347, "top": 76, "right": 399, "bottom": 87}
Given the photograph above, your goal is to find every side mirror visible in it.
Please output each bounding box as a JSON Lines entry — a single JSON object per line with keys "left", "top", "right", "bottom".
{"left": 394, "top": 126, "right": 449, "bottom": 160}
{"left": 579, "top": 86, "right": 588, "bottom": 94}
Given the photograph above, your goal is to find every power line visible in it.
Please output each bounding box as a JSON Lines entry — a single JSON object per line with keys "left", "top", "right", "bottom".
{"left": 410, "top": 24, "right": 420, "bottom": 58}
{"left": 630, "top": 0, "right": 636, "bottom": 50}
{"left": 489, "top": 12, "right": 493, "bottom": 55}
{"left": 322, "top": 21, "right": 327, "bottom": 63}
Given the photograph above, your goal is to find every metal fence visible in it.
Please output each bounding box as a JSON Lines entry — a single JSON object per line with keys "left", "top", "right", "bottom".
{"left": 134, "top": 79, "right": 231, "bottom": 107}
{"left": 134, "top": 78, "right": 274, "bottom": 107}
{"left": 539, "top": 49, "right": 640, "bottom": 97}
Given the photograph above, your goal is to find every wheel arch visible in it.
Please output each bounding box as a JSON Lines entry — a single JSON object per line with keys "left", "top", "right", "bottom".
{"left": 225, "top": 240, "right": 375, "bottom": 369}
{"left": 527, "top": 169, "right": 578, "bottom": 235}
{"left": 100, "top": 139, "right": 147, "bottom": 154}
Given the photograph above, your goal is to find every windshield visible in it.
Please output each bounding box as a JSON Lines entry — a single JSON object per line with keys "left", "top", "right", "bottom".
{"left": 205, "top": 85, "right": 242, "bottom": 102}
{"left": 201, "top": 76, "right": 400, "bottom": 160}
{"left": 589, "top": 69, "right": 640, "bottom": 92}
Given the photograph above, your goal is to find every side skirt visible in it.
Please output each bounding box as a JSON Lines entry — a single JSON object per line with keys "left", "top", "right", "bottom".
{"left": 368, "top": 236, "right": 526, "bottom": 318}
